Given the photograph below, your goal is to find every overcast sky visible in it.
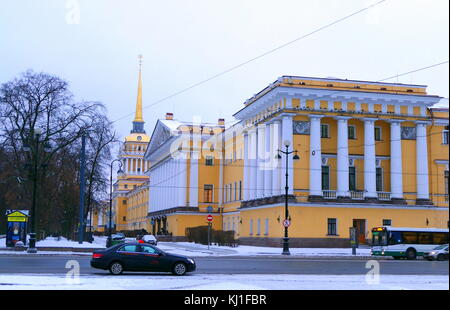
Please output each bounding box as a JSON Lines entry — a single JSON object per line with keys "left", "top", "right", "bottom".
{"left": 1, "top": 0, "right": 448, "bottom": 142}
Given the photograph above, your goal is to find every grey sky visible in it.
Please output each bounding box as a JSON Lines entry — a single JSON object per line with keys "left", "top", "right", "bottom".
{"left": 1, "top": 0, "right": 448, "bottom": 142}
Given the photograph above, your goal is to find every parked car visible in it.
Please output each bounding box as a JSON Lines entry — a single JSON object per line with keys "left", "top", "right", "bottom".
{"left": 90, "top": 242, "right": 196, "bottom": 276}
{"left": 106, "top": 233, "right": 126, "bottom": 247}
{"left": 140, "top": 234, "right": 157, "bottom": 245}
{"left": 424, "top": 244, "right": 449, "bottom": 261}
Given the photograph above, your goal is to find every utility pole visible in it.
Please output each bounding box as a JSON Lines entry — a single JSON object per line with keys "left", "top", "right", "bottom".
{"left": 78, "top": 134, "right": 86, "bottom": 244}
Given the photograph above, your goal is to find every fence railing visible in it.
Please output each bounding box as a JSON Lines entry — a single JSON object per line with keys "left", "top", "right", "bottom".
{"left": 350, "top": 191, "right": 365, "bottom": 200}
{"left": 323, "top": 190, "right": 337, "bottom": 199}
{"left": 377, "top": 192, "right": 391, "bottom": 201}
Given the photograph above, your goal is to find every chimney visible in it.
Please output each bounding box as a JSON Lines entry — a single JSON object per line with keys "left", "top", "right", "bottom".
{"left": 218, "top": 118, "right": 225, "bottom": 126}
{"left": 165, "top": 112, "right": 174, "bottom": 120}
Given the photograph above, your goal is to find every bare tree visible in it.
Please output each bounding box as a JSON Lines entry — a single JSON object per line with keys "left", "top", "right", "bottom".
{"left": 0, "top": 70, "right": 117, "bottom": 238}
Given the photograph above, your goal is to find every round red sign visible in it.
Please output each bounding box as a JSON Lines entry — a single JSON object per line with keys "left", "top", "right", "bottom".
{"left": 283, "top": 219, "right": 291, "bottom": 228}
{"left": 207, "top": 214, "right": 213, "bottom": 222}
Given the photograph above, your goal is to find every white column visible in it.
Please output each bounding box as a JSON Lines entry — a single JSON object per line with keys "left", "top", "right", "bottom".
{"left": 416, "top": 121, "right": 430, "bottom": 201}
{"left": 309, "top": 115, "right": 324, "bottom": 197}
{"left": 364, "top": 118, "right": 377, "bottom": 199}
{"left": 264, "top": 123, "right": 273, "bottom": 197}
{"left": 256, "top": 124, "right": 265, "bottom": 198}
{"left": 281, "top": 114, "right": 294, "bottom": 195}
{"left": 336, "top": 116, "right": 350, "bottom": 198}
{"left": 389, "top": 120, "right": 404, "bottom": 199}
{"left": 249, "top": 128, "right": 257, "bottom": 200}
{"left": 271, "top": 120, "right": 281, "bottom": 196}
{"left": 243, "top": 132, "right": 250, "bottom": 200}
{"left": 189, "top": 158, "right": 199, "bottom": 207}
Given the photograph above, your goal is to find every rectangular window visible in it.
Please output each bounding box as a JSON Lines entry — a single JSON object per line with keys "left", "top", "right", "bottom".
{"left": 443, "top": 130, "right": 449, "bottom": 145}
{"left": 321, "top": 124, "right": 329, "bottom": 138}
{"left": 257, "top": 219, "right": 261, "bottom": 236}
{"left": 348, "top": 125, "right": 356, "bottom": 139}
{"left": 433, "top": 232, "right": 449, "bottom": 244}
{"left": 229, "top": 184, "right": 232, "bottom": 202}
{"left": 204, "top": 184, "right": 213, "bottom": 203}
{"left": 249, "top": 219, "right": 253, "bottom": 236}
{"left": 376, "top": 167, "right": 383, "bottom": 192}
{"left": 224, "top": 185, "right": 228, "bottom": 203}
{"left": 205, "top": 156, "right": 214, "bottom": 166}
{"left": 239, "top": 181, "right": 242, "bottom": 201}
{"left": 327, "top": 218, "right": 337, "bottom": 235}
{"left": 445, "top": 171, "right": 449, "bottom": 202}
{"left": 264, "top": 218, "right": 269, "bottom": 236}
{"left": 349, "top": 167, "right": 356, "bottom": 191}
{"left": 234, "top": 182, "right": 237, "bottom": 201}
{"left": 402, "top": 232, "right": 418, "bottom": 244}
{"left": 382, "top": 219, "right": 392, "bottom": 226}
{"left": 322, "top": 166, "right": 330, "bottom": 190}
{"left": 418, "top": 233, "right": 433, "bottom": 244}
{"left": 375, "top": 127, "right": 382, "bottom": 141}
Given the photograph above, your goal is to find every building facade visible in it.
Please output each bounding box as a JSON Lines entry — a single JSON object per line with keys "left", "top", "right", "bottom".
{"left": 115, "top": 74, "right": 449, "bottom": 247}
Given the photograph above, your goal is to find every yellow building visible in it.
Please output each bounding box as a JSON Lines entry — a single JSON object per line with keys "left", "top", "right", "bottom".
{"left": 144, "top": 113, "right": 225, "bottom": 238}
{"left": 133, "top": 75, "right": 448, "bottom": 247}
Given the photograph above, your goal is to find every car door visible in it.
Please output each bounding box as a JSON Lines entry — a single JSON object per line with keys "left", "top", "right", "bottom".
{"left": 138, "top": 245, "right": 164, "bottom": 271}
{"left": 116, "top": 244, "right": 141, "bottom": 271}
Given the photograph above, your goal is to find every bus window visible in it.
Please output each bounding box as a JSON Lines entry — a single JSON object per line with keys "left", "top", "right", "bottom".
{"left": 433, "top": 233, "right": 449, "bottom": 244}
{"left": 402, "top": 232, "right": 418, "bottom": 244}
{"left": 418, "top": 232, "right": 433, "bottom": 244}
{"left": 388, "top": 231, "right": 402, "bottom": 245}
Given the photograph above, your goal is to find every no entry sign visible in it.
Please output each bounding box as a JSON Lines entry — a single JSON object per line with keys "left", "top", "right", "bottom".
{"left": 207, "top": 214, "right": 213, "bottom": 222}
{"left": 283, "top": 219, "right": 291, "bottom": 228}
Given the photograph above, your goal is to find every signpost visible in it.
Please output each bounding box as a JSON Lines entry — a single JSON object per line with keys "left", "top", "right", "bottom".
{"left": 349, "top": 227, "right": 357, "bottom": 255}
{"left": 207, "top": 214, "right": 213, "bottom": 250}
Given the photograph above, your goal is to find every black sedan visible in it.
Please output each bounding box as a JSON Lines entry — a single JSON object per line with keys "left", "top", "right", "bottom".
{"left": 90, "top": 242, "right": 196, "bottom": 276}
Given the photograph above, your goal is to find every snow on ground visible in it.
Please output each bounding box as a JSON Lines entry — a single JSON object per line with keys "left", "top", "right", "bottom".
{"left": 0, "top": 236, "right": 371, "bottom": 257}
{"left": 0, "top": 273, "right": 447, "bottom": 290}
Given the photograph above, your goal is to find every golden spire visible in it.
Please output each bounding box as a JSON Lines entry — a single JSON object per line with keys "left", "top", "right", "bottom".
{"left": 134, "top": 54, "right": 144, "bottom": 122}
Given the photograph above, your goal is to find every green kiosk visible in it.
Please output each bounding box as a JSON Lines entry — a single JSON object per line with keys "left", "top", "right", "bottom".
{"left": 5, "top": 210, "right": 29, "bottom": 247}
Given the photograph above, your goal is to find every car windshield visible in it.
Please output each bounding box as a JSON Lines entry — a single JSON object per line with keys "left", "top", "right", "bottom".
{"left": 434, "top": 244, "right": 449, "bottom": 250}
{"left": 372, "top": 231, "right": 388, "bottom": 246}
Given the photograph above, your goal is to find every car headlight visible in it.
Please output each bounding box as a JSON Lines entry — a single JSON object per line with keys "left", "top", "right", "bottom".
{"left": 187, "top": 258, "right": 195, "bottom": 265}
{"left": 429, "top": 251, "right": 436, "bottom": 255}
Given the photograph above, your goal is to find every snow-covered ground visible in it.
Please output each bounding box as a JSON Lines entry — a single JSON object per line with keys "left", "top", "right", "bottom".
{"left": 0, "top": 273, "right": 447, "bottom": 290}
{"left": 0, "top": 236, "right": 371, "bottom": 257}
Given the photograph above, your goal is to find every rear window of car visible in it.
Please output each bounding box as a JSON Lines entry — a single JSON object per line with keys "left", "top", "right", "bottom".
{"left": 141, "top": 246, "right": 157, "bottom": 254}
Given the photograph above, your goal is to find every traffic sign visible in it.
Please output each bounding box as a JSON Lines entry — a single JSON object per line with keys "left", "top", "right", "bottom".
{"left": 283, "top": 219, "right": 291, "bottom": 228}
{"left": 207, "top": 214, "right": 213, "bottom": 222}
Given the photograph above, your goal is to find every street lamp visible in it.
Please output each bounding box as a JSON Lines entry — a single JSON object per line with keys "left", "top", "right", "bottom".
{"left": 277, "top": 140, "right": 299, "bottom": 255}
{"left": 107, "top": 159, "right": 123, "bottom": 248}
{"left": 22, "top": 128, "right": 52, "bottom": 253}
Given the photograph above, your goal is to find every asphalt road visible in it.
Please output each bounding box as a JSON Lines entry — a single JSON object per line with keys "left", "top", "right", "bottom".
{"left": 0, "top": 255, "right": 448, "bottom": 276}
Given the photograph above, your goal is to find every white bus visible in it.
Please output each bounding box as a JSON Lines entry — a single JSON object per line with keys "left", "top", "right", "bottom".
{"left": 371, "top": 226, "right": 449, "bottom": 260}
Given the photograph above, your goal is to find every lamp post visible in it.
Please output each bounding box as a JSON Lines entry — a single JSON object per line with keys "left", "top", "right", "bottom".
{"left": 277, "top": 140, "right": 299, "bottom": 255}
{"left": 22, "top": 128, "right": 52, "bottom": 253}
{"left": 107, "top": 159, "right": 123, "bottom": 248}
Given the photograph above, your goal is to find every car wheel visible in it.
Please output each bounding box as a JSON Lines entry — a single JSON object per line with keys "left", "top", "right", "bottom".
{"left": 393, "top": 256, "right": 401, "bottom": 260}
{"left": 406, "top": 248, "right": 417, "bottom": 260}
{"left": 172, "top": 262, "right": 187, "bottom": 276}
{"left": 437, "top": 254, "right": 445, "bottom": 261}
{"left": 109, "top": 262, "right": 124, "bottom": 275}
